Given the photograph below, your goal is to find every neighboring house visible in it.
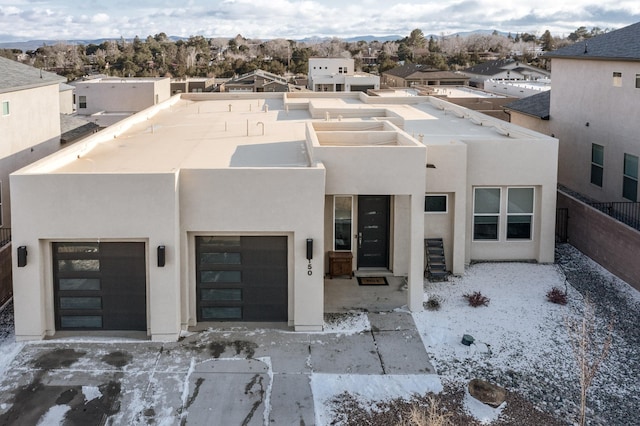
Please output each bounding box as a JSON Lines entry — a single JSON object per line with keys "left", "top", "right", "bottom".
{"left": 462, "top": 59, "right": 550, "bottom": 88}
{"left": 382, "top": 64, "right": 470, "bottom": 87}
{"left": 308, "top": 58, "right": 380, "bottom": 92}
{"left": 503, "top": 91, "right": 551, "bottom": 135}
{"left": 171, "top": 77, "right": 217, "bottom": 94}
{"left": 11, "top": 91, "right": 558, "bottom": 342}
{"left": 70, "top": 76, "right": 171, "bottom": 127}
{"left": 544, "top": 22, "right": 640, "bottom": 203}
{"left": 0, "top": 56, "right": 65, "bottom": 228}
{"left": 219, "top": 70, "right": 291, "bottom": 93}
{"left": 59, "top": 83, "right": 75, "bottom": 114}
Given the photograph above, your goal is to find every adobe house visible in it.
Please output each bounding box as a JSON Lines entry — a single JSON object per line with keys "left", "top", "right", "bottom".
{"left": 11, "top": 92, "right": 557, "bottom": 341}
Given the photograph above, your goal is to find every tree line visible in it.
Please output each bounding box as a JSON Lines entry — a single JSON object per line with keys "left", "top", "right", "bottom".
{"left": 0, "top": 26, "right": 610, "bottom": 82}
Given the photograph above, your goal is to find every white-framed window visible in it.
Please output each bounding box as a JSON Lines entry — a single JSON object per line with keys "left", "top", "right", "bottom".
{"left": 507, "top": 187, "right": 534, "bottom": 240}
{"left": 591, "top": 143, "right": 604, "bottom": 187}
{"left": 473, "top": 188, "right": 501, "bottom": 240}
{"left": 1, "top": 101, "right": 9, "bottom": 116}
{"left": 338, "top": 67, "right": 343, "bottom": 73}
{"left": 334, "top": 195, "right": 353, "bottom": 251}
{"left": 623, "top": 153, "right": 638, "bottom": 202}
{"left": 473, "top": 187, "right": 535, "bottom": 241}
{"left": 613, "top": 72, "right": 622, "bottom": 87}
{"left": 79, "top": 95, "right": 87, "bottom": 109}
{"left": 636, "top": 74, "right": 640, "bottom": 89}
{"left": 425, "top": 194, "right": 448, "bottom": 213}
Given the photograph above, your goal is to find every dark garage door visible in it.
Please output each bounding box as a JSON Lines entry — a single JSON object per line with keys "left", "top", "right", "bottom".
{"left": 53, "top": 242, "right": 147, "bottom": 331}
{"left": 196, "top": 236, "right": 288, "bottom": 322}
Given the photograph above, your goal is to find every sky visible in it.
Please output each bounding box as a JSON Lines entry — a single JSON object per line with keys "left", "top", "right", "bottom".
{"left": 0, "top": 0, "right": 639, "bottom": 43}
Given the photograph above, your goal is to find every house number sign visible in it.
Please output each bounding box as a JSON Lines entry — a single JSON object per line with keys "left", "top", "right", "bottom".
{"left": 308, "top": 260, "right": 312, "bottom": 275}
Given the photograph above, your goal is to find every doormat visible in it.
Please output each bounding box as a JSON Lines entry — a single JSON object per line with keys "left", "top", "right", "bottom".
{"left": 357, "top": 277, "right": 388, "bottom": 286}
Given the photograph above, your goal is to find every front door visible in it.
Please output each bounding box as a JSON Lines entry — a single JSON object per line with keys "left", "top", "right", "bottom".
{"left": 357, "top": 195, "right": 390, "bottom": 268}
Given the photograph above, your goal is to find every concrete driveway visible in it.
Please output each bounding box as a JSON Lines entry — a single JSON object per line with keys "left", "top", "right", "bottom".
{"left": 0, "top": 311, "right": 435, "bottom": 425}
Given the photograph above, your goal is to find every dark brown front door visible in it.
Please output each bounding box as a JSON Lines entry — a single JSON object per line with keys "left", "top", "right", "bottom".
{"left": 53, "top": 242, "right": 147, "bottom": 331}
{"left": 357, "top": 195, "right": 390, "bottom": 268}
{"left": 196, "top": 236, "right": 288, "bottom": 322}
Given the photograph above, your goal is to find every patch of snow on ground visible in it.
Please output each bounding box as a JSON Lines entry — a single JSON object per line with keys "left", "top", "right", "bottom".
{"left": 36, "top": 404, "right": 71, "bottom": 426}
{"left": 82, "top": 385, "right": 102, "bottom": 402}
{"left": 463, "top": 389, "right": 505, "bottom": 424}
{"left": 311, "top": 373, "right": 442, "bottom": 426}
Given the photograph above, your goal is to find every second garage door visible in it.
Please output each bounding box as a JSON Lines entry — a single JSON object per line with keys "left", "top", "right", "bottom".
{"left": 196, "top": 236, "right": 288, "bottom": 322}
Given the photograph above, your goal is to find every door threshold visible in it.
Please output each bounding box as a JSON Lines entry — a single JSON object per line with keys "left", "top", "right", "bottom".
{"left": 354, "top": 269, "right": 393, "bottom": 277}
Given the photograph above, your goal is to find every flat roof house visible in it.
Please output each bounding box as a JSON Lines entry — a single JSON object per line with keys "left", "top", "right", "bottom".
{"left": 11, "top": 92, "right": 558, "bottom": 341}
{"left": 308, "top": 58, "right": 380, "bottom": 92}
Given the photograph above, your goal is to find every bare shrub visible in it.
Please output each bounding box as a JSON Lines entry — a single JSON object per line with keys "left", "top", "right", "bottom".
{"left": 546, "top": 287, "right": 568, "bottom": 305}
{"left": 424, "top": 295, "right": 443, "bottom": 311}
{"left": 566, "top": 296, "right": 613, "bottom": 426}
{"left": 396, "top": 396, "right": 453, "bottom": 426}
{"left": 462, "top": 291, "right": 490, "bottom": 307}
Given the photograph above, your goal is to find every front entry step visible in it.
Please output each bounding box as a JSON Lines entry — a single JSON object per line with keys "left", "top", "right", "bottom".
{"left": 424, "top": 238, "right": 448, "bottom": 282}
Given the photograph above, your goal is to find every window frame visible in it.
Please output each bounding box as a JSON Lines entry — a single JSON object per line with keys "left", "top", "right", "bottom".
{"left": 78, "top": 95, "right": 87, "bottom": 109}
{"left": 590, "top": 143, "right": 604, "bottom": 187}
{"left": 424, "top": 194, "right": 448, "bottom": 214}
{"left": 333, "top": 195, "right": 353, "bottom": 251}
{"left": 473, "top": 187, "right": 501, "bottom": 241}
{"left": 636, "top": 74, "right": 640, "bottom": 89}
{"left": 506, "top": 187, "right": 535, "bottom": 241}
{"left": 1, "top": 100, "right": 9, "bottom": 116}
{"left": 623, "top": 153, "right": 638, "bottom": 202}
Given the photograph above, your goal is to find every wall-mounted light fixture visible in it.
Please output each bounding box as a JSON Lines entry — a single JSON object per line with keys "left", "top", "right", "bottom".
{"left": 306, "top": 239, "right": 313, "bottom": 261}
{"left": 157, "top": 245, "right": 166, "bottom": 267}
{"left": 17, "top": 246, "right": 27, "bottom": 267}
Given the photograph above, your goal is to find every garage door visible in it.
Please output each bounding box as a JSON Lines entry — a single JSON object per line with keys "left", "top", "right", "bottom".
{"left": 53, "top": 242, "right": 147, "bottom": 331}
{"left": 196, "top": 236, "right": 287, "bottom": 322}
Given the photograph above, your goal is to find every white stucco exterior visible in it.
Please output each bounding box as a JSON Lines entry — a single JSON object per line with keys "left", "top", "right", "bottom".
{"left": 11, "top": 92, "right": 558, "bottom": 341}
{"left": 308, "top": 58, "right": 380, "bottom": 92}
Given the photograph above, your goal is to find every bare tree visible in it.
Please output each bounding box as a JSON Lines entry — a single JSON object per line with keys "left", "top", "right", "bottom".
{"left": 566, "top": 296, "right": 613, "bottom": 426}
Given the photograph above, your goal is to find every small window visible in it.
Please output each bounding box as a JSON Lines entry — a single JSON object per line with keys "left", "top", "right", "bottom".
{"left": 338, "top": 67, "right": 343, "bottom": 73}
{"left": 473, "top": 188, "right": 501, "bottom": 240}
{"left": 623, "top": 153, "right": 638, "bottom": 201}
{"left": 636, "top": 74, "right": 640, "bottom": 89}
{"left": 79, "top": 95, "right": 87, "bottom": 109}
{"left": 1, "top": 101, "right": 8, "bottom": 116}
{"left": 425, "top": 195, "right": 448, "bottom": 213}
{"left": 591, "top": 144, "right": 604, "bottom": 187}
{"left": 344, "top": 67, "right": 348, "bottom": 74}
{"left": 613, "top": 72, "right": 622, "bottom": 87}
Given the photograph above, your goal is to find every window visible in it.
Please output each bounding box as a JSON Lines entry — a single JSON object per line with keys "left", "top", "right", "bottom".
{"left": 79, "top": 95, "right": 87, "bottom": 109}
{"left": 591, "top": 144, "right": 604, "bottom": 187}
{"left": 473, "top": 188, "right": 501, "bottom": 240}
{"left": 623, "top": 154, "right": 638, "bottom": 201}
{"left": 613, "top": 72, "right": 622, "bottom": 87}
{"left": 637, "top": 74, "right": 640, "bottom": 89}
{"left": 1, "top": 101, "right": 8, "bottom": 116}
{"left": 344, "top": 67, "right": 348, "bottom": 74}
{"left": 334, "top": 196, "right": 353, "bottom": 251}
{"left": 507, "top": 188, "right": 534, "bottom": 239}
{"left": 338, "top": 67, "right": 343, "bottom": 73}
{"left": 425, "top": 195, "right": 448, "bottom": 213}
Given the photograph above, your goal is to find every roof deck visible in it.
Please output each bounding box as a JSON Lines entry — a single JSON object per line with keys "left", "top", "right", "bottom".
{"left": 20, "top": 92, "right": 552, "bottom": 175}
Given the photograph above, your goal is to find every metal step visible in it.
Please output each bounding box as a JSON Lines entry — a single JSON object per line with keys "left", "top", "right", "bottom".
{"left": 425, "top": 237, "right": 448, "bottom": 282}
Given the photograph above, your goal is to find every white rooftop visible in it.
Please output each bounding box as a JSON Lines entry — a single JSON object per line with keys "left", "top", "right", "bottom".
{"left": 20, "top": 92, "right": 551, "bottom": 175}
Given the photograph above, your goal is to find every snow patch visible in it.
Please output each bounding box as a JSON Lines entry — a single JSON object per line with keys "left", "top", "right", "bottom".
{"left": 36, "top": 404, "right": 71, "bottom": 426}
{"left": 82, "top": 385, "right": 102, "bottom": 402}
{"left": 463, "top": 390, "right": 505, "bottom": 424}
{"left": 322, "top": 312, "right": 370, "bottom": 334}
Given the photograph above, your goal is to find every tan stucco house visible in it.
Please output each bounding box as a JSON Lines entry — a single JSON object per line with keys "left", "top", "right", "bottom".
{"left": 11, "top": 91, "right": 558, "bottom": 342}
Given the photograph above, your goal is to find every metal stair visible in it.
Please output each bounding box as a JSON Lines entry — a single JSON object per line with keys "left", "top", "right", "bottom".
{"left": 424, "top": 238, "right": 448, "bottom": 281}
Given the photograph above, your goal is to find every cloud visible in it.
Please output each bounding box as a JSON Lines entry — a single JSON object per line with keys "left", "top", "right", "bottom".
{"left": 92, "top": 13, "right": 109, "bottom": 24}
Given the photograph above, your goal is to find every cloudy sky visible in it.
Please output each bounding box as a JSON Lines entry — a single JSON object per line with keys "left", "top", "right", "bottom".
{"left": 0, "top": 0, "right": 639, "bottom": 42}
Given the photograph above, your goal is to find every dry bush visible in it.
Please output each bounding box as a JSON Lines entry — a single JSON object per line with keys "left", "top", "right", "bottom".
{"left": 396, "top": 396, "right": 453, "bottom": 426}
{"left": 424, "top": 295, "right": 443, "bottom": 311}
{"left": 463, "top": 291, "right": 490, "bottom": 307}
{"left": 546, "top": 287, "right": 568, "bottom": 305}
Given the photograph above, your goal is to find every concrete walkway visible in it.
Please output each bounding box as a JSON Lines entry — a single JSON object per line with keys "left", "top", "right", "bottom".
{"left": 0, "top": 311, "right": 435, "bottom": 425}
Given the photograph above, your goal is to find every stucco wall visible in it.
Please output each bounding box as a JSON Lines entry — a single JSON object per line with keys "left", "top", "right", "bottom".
{"left": 75, "top": 78, "right": 171, "bottom": 115}
{"left": 509, "top": 112, "right": 551, "bottom": 136}
{"left": 557, "top": 191, "right": 640, "bottom": 291}
{"left": 550, "top": 58, "right": 640, "bottom": 202}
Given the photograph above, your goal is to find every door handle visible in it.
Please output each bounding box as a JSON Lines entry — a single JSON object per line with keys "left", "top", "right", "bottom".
{"left": 358, "top": 232, "right": 362, "bottom": 248}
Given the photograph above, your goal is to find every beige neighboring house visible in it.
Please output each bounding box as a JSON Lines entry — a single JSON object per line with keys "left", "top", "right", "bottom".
{"left": 171, "top": 77, "right": 217, "bottom": 94}
{"left": 544, "top": 22, "right": 640, "bottom": 203}
{"left": 462, "top": 59, "right": 550, "bottom": 89}
{"left": 71, "top": 76, "right": 171, "bottom": 127}
{"left": 382, "top": 64, "right": 470, "bottom": 87}
{"left": 503, "top": 91, "right": 551, "bottom": 135}
{"left": 11, "top": 91, "right": 557, "bottom": 342}
{"left": 308, "top": 58, "right": 380, "bottom": 92}
{"left": 0, "top": 57, "right": 66, "bottom": 228}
